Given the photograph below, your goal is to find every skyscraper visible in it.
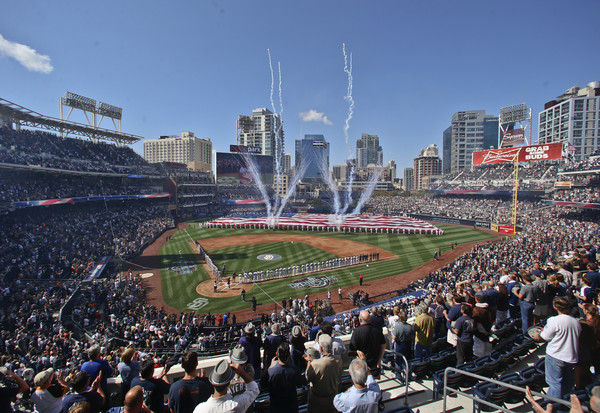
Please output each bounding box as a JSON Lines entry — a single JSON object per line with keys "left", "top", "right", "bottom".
{"left": 413, "top": 144, "right": 442, "bottom": 190}
{"left": 538, "top": 81, "right": 600, "bottom": 160}
{"left": 356, "top": 134, "right": 383, "bottom": 167}
{"left": 295, "top": 134, "right": 329, "bottom": 182}
{"left": 448, "top": 110, "right": 499, "bottom": 173}
{"left": 403, "top": 167, "right": 414, "bottom": 191}
{"left": 236, "top": 107, "right": 284, "bottom": 164}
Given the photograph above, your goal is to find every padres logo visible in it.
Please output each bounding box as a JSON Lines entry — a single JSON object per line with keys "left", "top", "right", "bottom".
{"left": 257, "top": 254, "right": 282, "bottom": 261}
{"left": 288, "top": 275, "right": 338, "bottom": 289}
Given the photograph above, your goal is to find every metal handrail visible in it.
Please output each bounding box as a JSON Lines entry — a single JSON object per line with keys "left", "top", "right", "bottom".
{"left": 382, "top": 349, "right": 410, "bottom": 406}
{"left": 441, "top": 366, "right": 588, "bottom": 413}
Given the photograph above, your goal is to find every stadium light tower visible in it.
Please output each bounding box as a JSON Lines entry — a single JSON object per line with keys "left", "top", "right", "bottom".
{"left": 498, "top": 103, "right": 532, "bottom": 148}
{"left": 59, "top": 91, "right": 123, "bottom": 142}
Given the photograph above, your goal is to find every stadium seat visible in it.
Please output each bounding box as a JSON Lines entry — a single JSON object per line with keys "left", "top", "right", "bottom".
{"left": 497, "top": 372, "right": 527, "bottom": 404}
{"left": 408, "top": 357, "right": 431, "bottom": 380}
{"left": 519, "top": 366, "right": 546, "bottom": 393}
{"left": 433, "top": 368, "right": 466, "bottom": 399}
{"left": 473, "top": 382, "right": 511, "bottom": 412}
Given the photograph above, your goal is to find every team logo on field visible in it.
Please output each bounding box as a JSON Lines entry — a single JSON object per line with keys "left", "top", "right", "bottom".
{"left": 187, "top": 297, "right": 209, "bottom": 310}
{"left": 257, "top": 254, "right": 282, "bottom": 261}
{"left": 169, "top": 263, "right": 198, "bottom": 274}
{"left": 288, "top": 275, "right": 338, "bottom": 289}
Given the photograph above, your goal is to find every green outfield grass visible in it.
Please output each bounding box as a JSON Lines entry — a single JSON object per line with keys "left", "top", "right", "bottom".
{"left": 158, "top": 223, "right": 497, "bottom": 313}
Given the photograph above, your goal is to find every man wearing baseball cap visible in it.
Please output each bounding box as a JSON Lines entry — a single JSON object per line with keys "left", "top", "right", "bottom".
{"left": 192, "top": 359, "right": 258, "bottom": 413}
{"left": 31, "top": 368, "right": 69, "bottom": 413}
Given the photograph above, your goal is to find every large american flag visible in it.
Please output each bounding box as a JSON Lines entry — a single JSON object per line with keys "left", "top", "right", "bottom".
{"left": 207, "top": 213, "right": 441, "bottom": 233}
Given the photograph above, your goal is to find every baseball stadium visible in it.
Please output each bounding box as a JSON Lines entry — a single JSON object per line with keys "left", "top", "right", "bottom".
{"left": 2, "top": 91, "right": 600, "bottom": 413}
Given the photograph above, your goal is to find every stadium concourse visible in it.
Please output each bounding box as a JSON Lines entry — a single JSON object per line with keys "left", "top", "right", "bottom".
{"left": 2, "top": 126, "right": 600, "bottom": 412}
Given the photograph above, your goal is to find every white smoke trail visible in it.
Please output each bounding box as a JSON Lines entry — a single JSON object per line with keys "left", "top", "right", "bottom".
{"left": 342, "top": 43, "right": 354, "bottom": 155}
{"left": 242, "top": 153, "right": 272, "bottom": 217}
{"left": 341, "top": 43, "right": 355, "bottom": 213}
{"left": 267, "top": 49, "right": 284, "bottom": 217}
{"left": 278, "top": 61, "right": 284, "bottom": 119}
{"left": 314, "top": 146, "right": 341, "bottom": 215}
{"left": 275, "top": 157, "right": 309, "bottom": 219}
{"left": 268, "top": 49, "right": 276, "bottom": 115}
{"left": 350, "top": 168, "right": 383, "bottom": 215}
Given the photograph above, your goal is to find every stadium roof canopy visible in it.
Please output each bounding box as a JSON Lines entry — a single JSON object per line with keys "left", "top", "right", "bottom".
{"left": 0, "top": 97, "right": 143, "bottom": 145}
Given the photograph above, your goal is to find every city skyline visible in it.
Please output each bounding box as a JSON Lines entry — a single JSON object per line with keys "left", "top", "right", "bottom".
{"left": 1, "top": 0, "right": 599, "bottom": 172}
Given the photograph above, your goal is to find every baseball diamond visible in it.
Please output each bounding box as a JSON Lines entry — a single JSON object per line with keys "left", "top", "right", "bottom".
{"left": 146, "top": 222, "right": 498, "bottom": 313}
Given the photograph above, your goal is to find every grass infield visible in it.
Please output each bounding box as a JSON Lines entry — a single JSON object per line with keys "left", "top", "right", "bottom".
{"left": 158, "top": 222, "right": 497, "bottom": 313}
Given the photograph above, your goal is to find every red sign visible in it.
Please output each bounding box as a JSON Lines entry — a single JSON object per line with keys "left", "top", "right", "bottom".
{"left": 472, "top": 143, "right": 563, "bottom": 165}
{"left": 498, "top": 225, "right": 515, "bottom": 234}
{"left": 501, "top": 129, "right": 525, "bottom": 147}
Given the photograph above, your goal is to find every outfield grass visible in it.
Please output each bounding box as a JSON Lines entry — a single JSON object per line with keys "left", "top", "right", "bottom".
{"left": 159, "top": 223, "right": 497, "bottom": 313}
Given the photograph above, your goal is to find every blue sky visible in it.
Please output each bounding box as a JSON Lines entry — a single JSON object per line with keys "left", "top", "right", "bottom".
{"left": 1, "top": 0, "right": 599, "bottom": 172}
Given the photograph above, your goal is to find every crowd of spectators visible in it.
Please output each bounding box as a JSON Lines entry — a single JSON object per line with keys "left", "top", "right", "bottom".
{"left": 0, "top": 176, "right": 163, "bottom": 204}
{"left": 3, "top": 123, "right": 600, "bottom": 411}
{"left": 0, "top": 127, "right": 161, "bottom": 175}
{"left": 0, "top": 201, "right": 173, "bottom": 282}
{"left": 552, "top": 187, "right": 600, "bottom": 204}
{"left": 561, "top": 154, "right": 600, "bottom": 173}
{"left": 430, "top": 162, "right": 558, "bottom": 191}
{"left": 2, "top": 195, "right": 599, "bottom": 411}
{"left": 364, "top": 194, "right": 542, "bottom": 223}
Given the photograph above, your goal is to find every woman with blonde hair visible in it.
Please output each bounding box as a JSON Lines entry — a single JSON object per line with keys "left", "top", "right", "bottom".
{"left": 118, "top": 347, "right": 140, "bottom": 392}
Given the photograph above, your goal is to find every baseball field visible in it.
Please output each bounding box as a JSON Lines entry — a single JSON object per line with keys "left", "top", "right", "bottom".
{"left": 145, "top": 221, "right": 498, "bottom": 314}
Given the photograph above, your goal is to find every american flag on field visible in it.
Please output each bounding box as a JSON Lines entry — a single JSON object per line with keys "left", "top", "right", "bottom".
{"left": 208, "top": 213, "right": 441, "bottom": 233}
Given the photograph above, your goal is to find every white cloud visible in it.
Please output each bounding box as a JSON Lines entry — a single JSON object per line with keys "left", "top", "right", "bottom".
{"left": 0, "top": 35, "right": 53, "bottom": 74}
{"left": 299, "top": 109, "right": 333, "bottom": 125}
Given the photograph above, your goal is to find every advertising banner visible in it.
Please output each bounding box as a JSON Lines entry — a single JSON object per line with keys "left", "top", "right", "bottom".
{"left": 501, "top": 129, "right": 525, "bottom": 147}
{"left": 472, "top": 143, "right": 563, "bottom": 165}
{"left": 229, "top": 145, "right": 262, "bottom": 154}
{"left": 554, "top": 181, "right": 572, "bottom": 188}
{"left": 498, "top": 225, "right": 515, "bottom": 234}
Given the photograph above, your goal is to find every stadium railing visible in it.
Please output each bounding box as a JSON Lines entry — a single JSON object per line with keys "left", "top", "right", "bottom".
{"left": 440, "top": 367, "right": 579, "bottom": 413}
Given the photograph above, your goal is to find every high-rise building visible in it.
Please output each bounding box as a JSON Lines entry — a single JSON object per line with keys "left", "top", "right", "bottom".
{"left": 143, "top": 132, "right": 212, "bottom": 170}
{"left": 236, "top": 107, "right": 284, "bottom": 163}
{"left": 356, "top": 134, "right": 383, "bottom": 167}
{"left": 295, "top": 134, "right": 329, "bottom": 182}
{"left": 333, "top": 164, "right": 348, "bottom": 182}
{"left": 283, "top": 153, "right": 291, "bottom": 175}
{"left": 413, "top": 144, "right": 442, "bottom": 190}
{"left": 442, "top": 126, "right": 452, "bottom": 174}
{"left": 386, "top": 160, "right": 396, "bottom": 182}
{"left": 538, "top": 81, "right": 600, "bottom": 160}
{"left": 403, "top": 167, "right": 414, "bottom": 191}
{"left": 448, "top": 110, "right": 499, "bottom": 173}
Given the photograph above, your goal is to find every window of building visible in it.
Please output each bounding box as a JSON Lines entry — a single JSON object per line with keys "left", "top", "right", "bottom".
{"left": 574, "top": 99, "right": 584, "bottom": 111}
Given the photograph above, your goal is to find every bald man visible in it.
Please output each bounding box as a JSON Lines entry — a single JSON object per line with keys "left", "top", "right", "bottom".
{"left": 107, "top": 386, "right": 150, "bottom": 413}
{"left": 349, "top": 310, "right": 386, "bottom": 377}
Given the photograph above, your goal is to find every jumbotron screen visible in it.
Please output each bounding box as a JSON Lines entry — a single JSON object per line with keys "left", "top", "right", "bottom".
{"left": 216, "top": 152, "right": 274, "bottom": 185}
